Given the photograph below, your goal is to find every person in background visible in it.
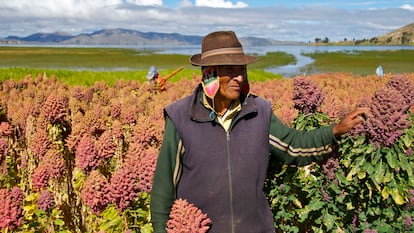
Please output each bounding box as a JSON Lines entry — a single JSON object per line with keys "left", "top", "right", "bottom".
{"left": 150, "top": 30, "right": 368, "bottom": 233}
{"left": 146, "top": 66, "right": 167, "bottom": 91}
{"left": 146, "top": 66, "right": 184, "bottom": 92}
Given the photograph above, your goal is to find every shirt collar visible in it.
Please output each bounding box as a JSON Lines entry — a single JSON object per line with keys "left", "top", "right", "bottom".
{"left": 202, "top": 93, "right": 241, "bottom": 118}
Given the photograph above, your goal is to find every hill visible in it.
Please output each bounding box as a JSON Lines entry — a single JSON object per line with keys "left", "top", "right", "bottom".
{"left": 376, "top": 22, "right": 414, "bottom": 45}
{"left": 309, "top": 22, "right": 414, "bottom": 46}
{"left": 59, "top": 28, "right": 203, "bottom": 46}
{"left": 2, "top": 28, "right": 301, "bottom": 46}
{"left": 6, "top": 32, "right": 73, "bottom": 43}
{"left": 4, "top": 28, "right": 203, "bottom": 46}
{"left": 3, "top": 28, "right": 299, "bottom": 46}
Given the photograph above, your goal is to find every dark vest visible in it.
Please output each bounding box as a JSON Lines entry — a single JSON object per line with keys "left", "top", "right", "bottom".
{"left": 165, "top": 87, "right": 276, "bottom": 233}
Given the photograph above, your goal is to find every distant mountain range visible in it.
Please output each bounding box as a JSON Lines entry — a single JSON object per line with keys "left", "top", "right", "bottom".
{"left": 1, "top": 23, "right": 413, "bottom": 46}
{"left": 0, "top": 28, "right": 303, "bottom": 46}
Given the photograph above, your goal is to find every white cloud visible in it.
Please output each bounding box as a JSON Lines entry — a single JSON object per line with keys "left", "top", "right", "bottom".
{"left": 401, "top": 4, "right": 414, "bottom": 11}
{"left": 125, "top": 0, "right": 163, "bottom": 6}
{"left": 178, "top": 0, "right": 193, "bottom": 7}
{"left": 1, "top": 0, "right": 163, "bottom": 18}
{"left": 1, "top": 1, "right": 414, "bottom": 42}
{"left": 195, "top": 0, "right": 248, "bottom": 8}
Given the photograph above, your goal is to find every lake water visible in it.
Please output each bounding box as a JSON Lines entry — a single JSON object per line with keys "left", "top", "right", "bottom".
{"left": 2, "top": 44, "right": 413, "bottom": 76}
{"left": 150, "top": 44, "right": 414, "bottom": 77}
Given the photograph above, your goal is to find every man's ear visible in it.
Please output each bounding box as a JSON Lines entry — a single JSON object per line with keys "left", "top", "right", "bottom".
{"left": 241, "top": 82, "right": 250, "bottom": 95}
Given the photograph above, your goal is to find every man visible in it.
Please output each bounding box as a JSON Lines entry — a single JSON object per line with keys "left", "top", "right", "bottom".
{"left": 146, "top": 66, "right": 167, "bottom": 91}
{"left": 150, "top": 31, "right": 367, "bottom": 233}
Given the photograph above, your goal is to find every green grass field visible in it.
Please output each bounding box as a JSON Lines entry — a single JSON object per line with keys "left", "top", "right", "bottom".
{"left": 1, "top": 46, "right": 413, "bottom": 85}
{"left": 0, "top": 47, "right": 293, "bottom": 85}
{"left": 301, "top": 49, "right": 414, "bottom": 75}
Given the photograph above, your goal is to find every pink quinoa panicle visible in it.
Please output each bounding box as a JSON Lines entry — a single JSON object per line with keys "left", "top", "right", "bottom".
{"left": 37, "top": 189, "right": 55, "bottom": 211}
{"left": 123, "top": 142, "right": 145, "bottom": 173}
{"left": 81, "top": 170, "right": 112, "bottom": 215}
{"left": 0, "top": 121, "right": 13, "bottom": 137}
{"left": 83, "top": 109, "right": 106, "bottom": 136}
{"left": 110, "top": 146, "right": 158, "bottom": 210}
{"left": 0, "top": 138, "right": 6, "bottom": 175}
{"left": 31, "top": 164, "right": 51, "bottom": 190}
{"left": 365, "top": 86, "right": 410, "bottom": 147}
{"left": 0, "top": 138, "right": 7, "bottom": 158}
{"left": 82, "top": 88, "right": 94, "bottom": 102}
{"left": 110, "top": 119, "right": 124, "bottom": 141}
{"left": 319, "top": 89, "right": 344, "bottom": 122}
{"left": 0, "top": 186, "right": 24, "bottom": 230}
{"left": 292, "top": 76, "right": 325, "bottom": 114}
{"left": 409, "top": 189, "right": 414, "bottom": 208}
{"left": 166, "top": 198, "right": 211, "bottom": 233}
{"left": 131, "top": 117, "right": 159, "bottom": 146}
{"left": 110, "top": 166, "right": 140, "bottom": 210}
{"left": 320, "top": 149, "right": 340, "bottom": 182}
{"left": 40, "top": 94, "right": 69, "bottom": 124}
{"left": 350, "top": 96, "right": 372, "bottom": 137}
{"left": 405, "top": 215, "right": 413, "bottom": 229}
{"left": 0, "top": 139, "right": 6, "bottom": 175}
{"left": 71, "top": 86, "right": 85, "bottom": 100}
{"left": 71, "top": 86, "right": 93, "bottom": 102}
{"left": 137, "top": 147, "right": 158, "bottom": 193}
{"left": 30, "top": 128, "right": 51, "bottom": 160}
{"left": 42, "top": 148, "right": 66, "bottom": 180}
{"left": 96, "top": 130, "right": 116, "bottom": 161}
{"left": 386, "top": 74, "right": 414, "bottom": 106}
{"left": 121, "top": 105, "right": 138, "bottom": 125}
{"left": 75, "top": 134, "right": 100, "bottom": 174}
{"left": 65, "top": 122, "right": 90, "bottom": 153}
{"left": 110, "top": 101, "right": 122, "bottom": 119}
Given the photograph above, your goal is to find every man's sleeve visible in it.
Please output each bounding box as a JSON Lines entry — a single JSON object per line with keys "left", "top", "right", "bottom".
{"left": 268, "top": 113, "right": 337, "bottom": 166}
{"left": 150, "top": 116, "right": 180, "bottom": 233}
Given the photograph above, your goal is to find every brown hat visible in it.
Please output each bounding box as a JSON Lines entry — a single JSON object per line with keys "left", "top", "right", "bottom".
{"left": 190, "top": 31, "right": 259, "bottom": 66}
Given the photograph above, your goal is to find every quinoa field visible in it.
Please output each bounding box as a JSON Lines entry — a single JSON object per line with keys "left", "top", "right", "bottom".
{"left": 0, "top": 47, "right": 413, "bottom": 232}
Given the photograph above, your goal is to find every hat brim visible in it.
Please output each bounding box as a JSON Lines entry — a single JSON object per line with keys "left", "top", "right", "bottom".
{"left": 189, "top": 53, "right": 259, "bottom": 66}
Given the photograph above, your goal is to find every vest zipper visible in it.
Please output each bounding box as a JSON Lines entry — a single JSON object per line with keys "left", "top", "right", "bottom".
{"left": 226, "top": 131, "right": 235, "bottom": 233}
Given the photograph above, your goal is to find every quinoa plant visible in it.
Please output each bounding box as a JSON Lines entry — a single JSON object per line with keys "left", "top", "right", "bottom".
{"left": 337, "top": 76, "right": 414, "bottom": 232}
{"left": 266, "top": 74, "right": 414, "bottom": 232}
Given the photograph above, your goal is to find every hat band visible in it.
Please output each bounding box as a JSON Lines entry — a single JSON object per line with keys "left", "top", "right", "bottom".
{"left": 201, "top": 47, "right": 244, "bottom": 60}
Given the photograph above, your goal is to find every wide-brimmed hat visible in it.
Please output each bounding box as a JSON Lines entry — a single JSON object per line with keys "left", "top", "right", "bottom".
{"left": 190, "top": 31, "right": 259, "bottom": 66}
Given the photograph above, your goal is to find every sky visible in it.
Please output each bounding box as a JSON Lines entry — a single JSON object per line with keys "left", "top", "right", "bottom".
{"left": 1, "top": 0, "right": 414, "bottom": 42}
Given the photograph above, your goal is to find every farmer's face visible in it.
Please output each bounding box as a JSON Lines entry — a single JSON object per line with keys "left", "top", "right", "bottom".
{"left": 217, "top": 65, "right": 247, "bottom": 101}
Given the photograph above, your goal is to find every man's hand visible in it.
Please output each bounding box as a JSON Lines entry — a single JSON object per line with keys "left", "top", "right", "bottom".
{"left": 333, "top": 107, "right": 370, "bottom": 138}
